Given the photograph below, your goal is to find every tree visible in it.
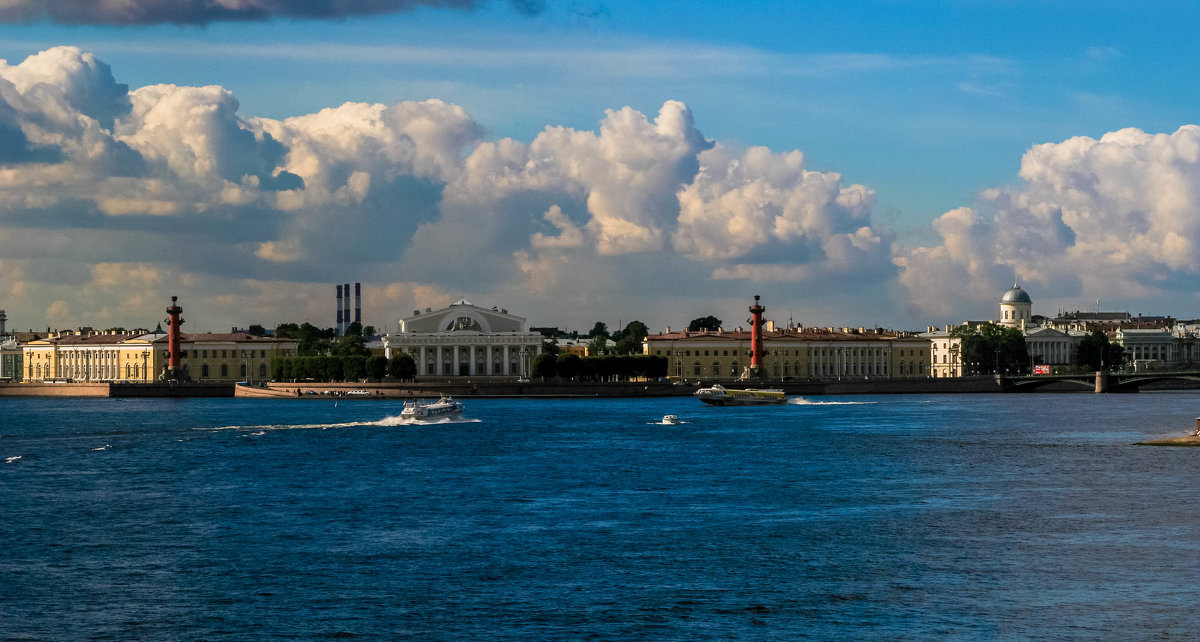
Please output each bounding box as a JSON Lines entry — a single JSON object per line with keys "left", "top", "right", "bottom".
{"left": 950, "top": 323, "right": 1030, "bottom": 375}
{"left": 365, "top": 356, "right": 388, "bottom": 381}
{"left": 542, "top": 338, "right": 561, "bottom": 356}
{"left": 532, "top": 353, "right": 558, "bottom": 380}
{"left": 362, "top": 325, "right": 376, "bottom": 338}
{"left": 342, "top": 355, "right": 367, "bottom": 382}
{"left": 588, "top": 322, "right": 609, "bottom": 339}
{"left": 1076, "top": 330, "right": 1125, "bottom": 372}
{"left": 388, "top": 353, "right": 417, "bottom": 380}
{"left": 557, "top": 353, "right": 582, "bottom": 379}
{"left": 332, "top": 332, "right": 370, "bottom": 358}
{"left": 296, "top": 322, "right": 335, "bottom": 356}
{"left": 688, "top": 316, "right": 723, "bottom": 332}
{"left": 274, "top": 323, "right": 300, "bottom": 339}
{"left": 587, "top": 335, "right": 609, "bottom": 356}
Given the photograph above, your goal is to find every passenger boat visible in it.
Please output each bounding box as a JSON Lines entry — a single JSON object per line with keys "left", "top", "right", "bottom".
{"left": 400, "top": 395, "right": 465, "bottom": 420}
{"left": 694, "top": 384, "right": 786, "bottom": 406}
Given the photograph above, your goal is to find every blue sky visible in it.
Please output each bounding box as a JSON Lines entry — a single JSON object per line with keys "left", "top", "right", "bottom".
{"left": 0, "top": 1, "right": 1198, "bottom": 332}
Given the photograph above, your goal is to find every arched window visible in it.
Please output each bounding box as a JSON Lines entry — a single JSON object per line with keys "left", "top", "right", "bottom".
{"left": 711, "top": 361, "right": 720, "bottom": 377}
{"left": 731, "top": 361, "right": 740, "bottom": 377}
{"left": 201, "top": 364, "right": 209, "bottom": 378}
{"left": 693, "top": 361, "right": 701, "bottom": 376}
{"left": 240, "top": 364, "right": 247, "bottom": 378}
{"left": 259, "top": 364, "right": 267, "bottom": 378}
{"left": 220, "top": 364, "right": 228, "bottom": 378}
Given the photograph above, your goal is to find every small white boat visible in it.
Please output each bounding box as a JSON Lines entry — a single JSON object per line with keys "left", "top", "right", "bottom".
{"left": 694, "top": 384, "right": 786, "bottom": 406}
{"left": 400, "top": 395, "right": 465, "bottom": 420}
{"left": 662, "top": 414, "right": 680, "bottom": 424}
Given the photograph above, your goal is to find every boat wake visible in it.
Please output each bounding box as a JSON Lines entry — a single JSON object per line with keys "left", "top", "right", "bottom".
{"left": 207, "top": 414, "right": 481, "bottom": 432}
{"left": 789, "top": 398, "right": 877, "bottom": 406}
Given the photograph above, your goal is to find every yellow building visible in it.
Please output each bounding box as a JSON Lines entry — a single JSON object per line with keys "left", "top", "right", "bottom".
{"left": 23, "top": 330, "right": 297, "bottom": 383}
{"left": 644, "top": 327, "right": 930, "bottom": 381}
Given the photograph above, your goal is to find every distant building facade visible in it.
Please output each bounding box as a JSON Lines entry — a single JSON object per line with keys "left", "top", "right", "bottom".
{"left": 643, "top": 326, "right": 929, "bottom": 381}
{"left": 22, "top": 330, "right": 297, "bottom": 382}
{"left": 382, "top": 298, "right": 543, "bottom": 377}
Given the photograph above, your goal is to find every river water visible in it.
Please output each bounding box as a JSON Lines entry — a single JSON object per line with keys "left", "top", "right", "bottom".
{"left": 3, "top": 393, "right": 1199, "bottom": 639}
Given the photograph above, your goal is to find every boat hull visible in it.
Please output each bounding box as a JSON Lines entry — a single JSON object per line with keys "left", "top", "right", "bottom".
{"left": 694, "top": 385, "right": 787, "bottom": 406}
{"left": 400, "top": 397, "right": 465, "bottom": 420}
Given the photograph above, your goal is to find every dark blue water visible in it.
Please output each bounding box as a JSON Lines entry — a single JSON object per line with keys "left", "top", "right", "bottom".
{"left": 3, "top": 394, "right": 1200, "bottom": 640}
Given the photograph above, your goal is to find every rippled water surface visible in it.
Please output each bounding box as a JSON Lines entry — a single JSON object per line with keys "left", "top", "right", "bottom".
{"left": 3, "top": 393, "right": 1200, "bottom": 639}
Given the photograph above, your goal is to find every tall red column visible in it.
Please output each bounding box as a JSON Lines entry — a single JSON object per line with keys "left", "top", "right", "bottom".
{"left": 166, "top": 296, "right": 184, "bottom": 379}
{"left": 749, "top": 295, "right": 765, "bottom": 378}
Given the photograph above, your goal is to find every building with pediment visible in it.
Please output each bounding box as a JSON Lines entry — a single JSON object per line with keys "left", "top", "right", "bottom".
{"left": 382, "top": 298, "right": 543, "bottom": 377}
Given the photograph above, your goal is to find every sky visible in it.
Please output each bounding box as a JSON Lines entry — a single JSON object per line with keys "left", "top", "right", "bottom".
{"left": 0, "top": 0, "right": 1198, "bottom": 335}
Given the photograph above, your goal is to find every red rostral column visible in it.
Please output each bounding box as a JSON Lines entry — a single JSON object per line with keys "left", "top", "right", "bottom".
{"left": 166, "top": 296, "right": 184, "bottom": 378}
{"left": 749, "top": 295, "right": 766, "bottom": 378}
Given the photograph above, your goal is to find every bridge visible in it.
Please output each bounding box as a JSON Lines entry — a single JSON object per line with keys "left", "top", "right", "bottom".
{"left": 1000, "top": 371, "right": 1200, "bottom": 393}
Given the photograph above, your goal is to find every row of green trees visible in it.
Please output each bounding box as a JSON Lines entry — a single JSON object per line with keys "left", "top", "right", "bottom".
{"left": 531, "top": 353, "right": 669, "bottom": 381}
{"left": 270, "top": 353, "right": 416, "bottom": 383}
{"left": 274, "top": 321, "right": 377, "bottom": 357}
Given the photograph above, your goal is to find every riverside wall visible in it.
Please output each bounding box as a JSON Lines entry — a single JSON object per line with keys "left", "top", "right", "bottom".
{"left": 7, "top": 374, "right": 1191, "bottom": 399}
{"left": 0, "top": 382, "right": 234, "bottom": 397}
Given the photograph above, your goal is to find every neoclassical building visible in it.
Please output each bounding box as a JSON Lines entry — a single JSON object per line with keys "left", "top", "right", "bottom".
{"left": 925, "top": 285, "right": 1087, "bottom": 376}
{"left": 643, "top": 326, "right": 930, "bottom": 381}
{"left": 383, "top": 299, "right": 543, "bottom": 377}
{"left": 22, "top": 329, "right": 297, "bottom": 383}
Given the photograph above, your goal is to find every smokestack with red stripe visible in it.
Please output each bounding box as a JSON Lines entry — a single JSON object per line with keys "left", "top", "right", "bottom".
{"left": 749, "top": 295, "right": 765, "bottom": 378}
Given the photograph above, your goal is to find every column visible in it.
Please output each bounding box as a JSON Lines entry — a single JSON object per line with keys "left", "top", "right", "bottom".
{"left": 453, "top": 346, "right": 460, "bottom": 376}
{"left": 420, "top": 346, "right": 426, "bottom": 375}
{"left": 503, "top": 345, "right": 510, "bottom": 375}
{"left": 469, "top": 346, "right": 476, "bottom": 376}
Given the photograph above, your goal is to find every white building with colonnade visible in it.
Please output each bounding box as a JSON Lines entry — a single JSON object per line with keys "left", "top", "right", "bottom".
{"left": 382, "top": 298, "right": 543, "bottom": 378}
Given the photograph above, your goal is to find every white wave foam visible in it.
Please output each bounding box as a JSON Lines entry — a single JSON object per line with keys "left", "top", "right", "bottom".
{"left": 206, "top": 415, "right": 481, "bottom": 432}
{"left": 788, "top": 397, "right": 877, "bottom": 406}
{"left": 91, "top": 444, "right": 112, "bottom": 451}
{"left": 4, "top": 455, "right": 20, "bottom": 463}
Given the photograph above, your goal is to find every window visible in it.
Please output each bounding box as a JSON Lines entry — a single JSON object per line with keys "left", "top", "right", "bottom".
{"left": 712, "top": 362, "right": 720, "bottom": 377}
{"left": 259, "top": 364, "right": 267, "bottom": 378}
{"left": 201, "top": 364, "right": 209, "bottom": 378}
{"left": 240, "top": 364, "right": 247, "bottom": 377}
{"left": 220, "top": 364, "right": 228, "bottom": 377}
{"left": 693, "top": 361, "right": 701, "bottom": 376}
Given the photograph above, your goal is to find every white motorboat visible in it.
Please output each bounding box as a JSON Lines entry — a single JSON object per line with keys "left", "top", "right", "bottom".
{"left": 694, "top": 384, "right": 786, "bottom": 406}
{"left": 400, "top": 395, "right": 465, "bottom": 420}
{"left": 662, "top": 414, "right": 680, "bottom": 424}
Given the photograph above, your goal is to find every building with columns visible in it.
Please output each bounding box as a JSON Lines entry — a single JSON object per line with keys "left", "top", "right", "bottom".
{"left": 643, "top": 326, "right": 930, "bottom": 381}
{"left": 21, "top": 329, "right": 296, "bottom": 383}
{"left": 382, "top": 298, "right": 543, "bottom": 378}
